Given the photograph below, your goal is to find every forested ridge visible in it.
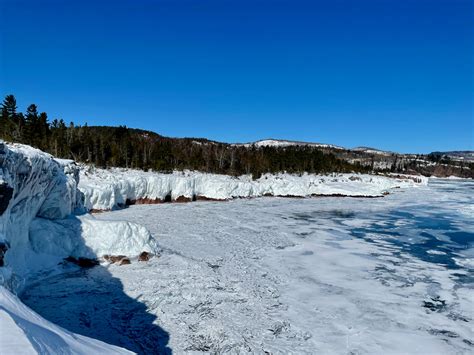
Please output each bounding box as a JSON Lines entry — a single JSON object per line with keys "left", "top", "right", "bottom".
{"left": 0, "top": 95, "right": 370, "bottom": 177}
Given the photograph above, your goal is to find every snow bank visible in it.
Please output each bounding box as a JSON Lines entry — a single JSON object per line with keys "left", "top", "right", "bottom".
{"left": 29, "top": 215, "right": 158, "bottom": 270}
{"left": 79, "top": 166, "right": 427, "bottom": 211}
{"left": 0, "top": 286, "right": 131, "bottom": 354}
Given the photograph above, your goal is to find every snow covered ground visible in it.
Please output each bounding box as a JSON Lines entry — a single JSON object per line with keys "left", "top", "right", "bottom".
{"left": 78, "top": 166, "right": 426, "bottom": 211}
{"left": 22, "top": 179, "right": 474, "bottom": 354}
{"left": 0, "top": 286, "right": 132, "bottom": 354}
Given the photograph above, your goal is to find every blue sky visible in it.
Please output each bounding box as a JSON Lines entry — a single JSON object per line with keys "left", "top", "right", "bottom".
{"left": 0, "top": 0, "right": 472, "bottom": 153}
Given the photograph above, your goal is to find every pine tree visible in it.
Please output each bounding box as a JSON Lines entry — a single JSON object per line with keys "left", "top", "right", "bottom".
{"left": 0, "top": 95, "right": 18, "bottom": 140}
{"left": 24, "top": 104, "right": 40, "bottom": 146}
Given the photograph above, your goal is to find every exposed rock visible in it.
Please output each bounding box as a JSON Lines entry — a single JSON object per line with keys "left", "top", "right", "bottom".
{"left": 103, "top": 254, "right": 133, "bottom": 265}
{"left": 103, "top": 255, "right": 128, "bottom": 264}
{"left": 175, "top": 195, "right": 192, "bottom": 203}
{"left": 311, "top": 193, "right": 383, "bottom": 199}
{"left": 0, "top": 242, "right": 9, "bottom": 267}
{"left": 0, "top": 183, "right": 13, "bottom": 216}
{"left": 126, "top": 198, "right": 164, "bottom": 205}
{"left": 64, "top": 256, "right": 99, "bottom": 268}
{"left": 276, "top": 195, "right": 305, "bottom": 199}
{"left": 89, "top": 209, "right": 108, "bottom": 214}
{"left": 118, "top": 257, "right": 131, "bottom": 266}
{"left": 138, "top": 251, "right": 152, "bottom": 262}
{"left": 195, "top": 195, "right": 227, "bottom": 202}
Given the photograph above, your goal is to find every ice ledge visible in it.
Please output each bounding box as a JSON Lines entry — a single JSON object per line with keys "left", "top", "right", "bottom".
{"left": 79, "top": 166, "right": 428, "bottom": 212}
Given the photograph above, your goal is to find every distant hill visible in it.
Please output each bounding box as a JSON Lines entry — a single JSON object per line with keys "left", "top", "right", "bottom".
{"left": 233, "top": 139, "right": 345, "bottom": 150}
{"left": 1, "top": 95, "right": 472, "bottom": 178}
{"left": 429, "top": 151, "right": 474, "bottom": 163}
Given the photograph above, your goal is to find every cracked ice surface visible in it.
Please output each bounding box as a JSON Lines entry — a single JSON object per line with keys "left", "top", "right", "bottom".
{"left": 23, "top": 179, "right": 473, "bottom": 354}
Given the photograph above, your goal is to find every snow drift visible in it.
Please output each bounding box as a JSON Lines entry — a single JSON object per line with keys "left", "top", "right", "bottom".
{"left": 0, "top": 286, "right": 132, "bottom": 354}
{"left": 30, "top": 215, "right": 158, "bottom": 266}
{"left": 79, "top": 166, "right": 427, "bottom": 211}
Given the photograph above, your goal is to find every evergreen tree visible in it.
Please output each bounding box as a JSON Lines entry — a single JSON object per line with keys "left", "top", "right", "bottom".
{"left": 0, "top": 95, "right": 18, "bottom": 140}
{"left": 23, "top": 104, "right": 40, "bottom": 146}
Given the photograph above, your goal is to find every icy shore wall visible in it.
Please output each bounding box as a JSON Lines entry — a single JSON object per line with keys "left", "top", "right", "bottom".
{"left": 79, "top": 166, "right": 428, "bottom": 211}
{"left": 0, "top": 143, "right": 157, "bottom": 290}
{"left": 0, "top": 142, "right": 82, "bottom": 285}
{"left": 0, "top": 142, "right": 155, "bottom": 354}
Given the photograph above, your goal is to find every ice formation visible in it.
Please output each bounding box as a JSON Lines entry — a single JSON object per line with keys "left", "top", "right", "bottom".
{"left": 0, "top": 142, "right": 158, "bottom": 285}
{"left": 0, "top": 142, "right": 158, "bottom": 354}
{"left": 79, "top": 166, "right": 427, "bottom": 211}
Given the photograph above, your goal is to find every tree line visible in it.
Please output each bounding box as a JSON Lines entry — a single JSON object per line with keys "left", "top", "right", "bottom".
{"left": 0, "top": 94, "right": 369, "bottom": 177}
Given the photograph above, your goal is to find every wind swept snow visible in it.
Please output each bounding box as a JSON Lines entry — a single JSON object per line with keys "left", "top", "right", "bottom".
{"left": 0, "top": 287, "right": 132, "bottom": 354}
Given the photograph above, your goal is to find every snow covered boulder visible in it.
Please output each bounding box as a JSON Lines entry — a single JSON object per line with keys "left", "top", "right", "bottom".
{"left": 29, "top": 214, "right": 159, "bottom": 268}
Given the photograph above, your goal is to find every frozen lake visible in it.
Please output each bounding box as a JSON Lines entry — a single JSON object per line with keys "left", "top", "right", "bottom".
{"left": 22, "top": 179, "right": 473, "bottom": 354}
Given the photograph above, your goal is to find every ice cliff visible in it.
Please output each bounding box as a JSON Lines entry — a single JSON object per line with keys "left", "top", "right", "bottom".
{"left": 0, "top": 142, "right": 159, "bottom": 354}
{"left": 79, "top": 166, "right": 427, "bottom": 211}
{"left": 0, "top": 142, "right": 158, "bottom": 288}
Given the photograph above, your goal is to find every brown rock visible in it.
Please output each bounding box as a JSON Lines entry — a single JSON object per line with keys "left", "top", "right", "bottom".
{"left": 138, "top": 251, "right": 152, "bottom": 262}
{"left": 195, "top": 195, "right": 226, "bottom": 201}
{"left": 126, "top": 198, "right": 164, "bottom": 205}
{"left": 89, "top": 209, "right": 108, "bottom": 214}
{"left": 118, "top": 257, "right": 131, "bottom": 266}
{"left": 107, "top": 255, "right": 127, "bottom": 264}
{"left": 175, "top": 195, "right": 192, "bottom": 203}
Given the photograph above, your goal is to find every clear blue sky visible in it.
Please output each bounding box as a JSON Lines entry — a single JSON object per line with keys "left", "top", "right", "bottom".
{"left": 0, "top": 0, "right": 472, "bottom": 153}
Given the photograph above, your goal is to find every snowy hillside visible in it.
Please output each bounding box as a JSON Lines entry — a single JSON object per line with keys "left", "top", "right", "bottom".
{"left": 233, "top": 138, "right": 345, "bottom": 149}
{"left": 352, "top": 146, "right": 394, "bottom": 156}
{"left": 79, "top": 166, "right": 427, "bottom": 211}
